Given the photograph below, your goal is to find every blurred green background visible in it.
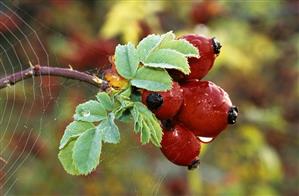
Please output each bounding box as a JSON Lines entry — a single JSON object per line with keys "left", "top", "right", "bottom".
{"left": 0, "top": 0, "right": 298, "bottom": 195}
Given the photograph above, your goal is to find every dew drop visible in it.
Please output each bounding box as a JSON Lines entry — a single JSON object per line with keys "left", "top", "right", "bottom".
{"left": 197, "top": 136, "right": 214, "bottom": 143}
{"left": 82, "top": 111, "right": 91, "bottom": 117}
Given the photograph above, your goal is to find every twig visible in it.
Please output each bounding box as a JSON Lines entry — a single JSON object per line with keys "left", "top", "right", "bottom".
{"left": 0, "top": 65, "right": 109, "bottom": 90}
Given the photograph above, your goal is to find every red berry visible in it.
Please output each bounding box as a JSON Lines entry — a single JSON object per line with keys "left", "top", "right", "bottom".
{"left": 174, "top": 34, "right": 221, "bottom": 80}
{"left": 142, "top": 82, "right": 183, "bottom": 120}
{"left": 178, "top": 80, "right": 238, "bottom": 137}
{"left": 160, "top": 123, "right": 201, "bottom": 169}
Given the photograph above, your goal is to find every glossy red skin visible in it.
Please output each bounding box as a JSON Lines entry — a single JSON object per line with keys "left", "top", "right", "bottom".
{"left": 178, "top": 80, "right": 232, "bottom": 137}
{"left": 180, "top": 34, "right": 216, "bottom": 80}
{"left": 142, "top": 82, "right": 183, "bottom": 120}
{"left": 161, "top": 124, "right": 201, "bottom": 166}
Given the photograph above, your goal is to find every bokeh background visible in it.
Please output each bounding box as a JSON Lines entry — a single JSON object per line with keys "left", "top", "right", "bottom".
{"left": 0, "top": 0, "right": 298, "bottom": 195}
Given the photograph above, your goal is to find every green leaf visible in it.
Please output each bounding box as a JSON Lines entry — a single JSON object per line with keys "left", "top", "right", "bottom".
{"left": 58, "top": 140, "right": 80, "bottom": 175}
{"left": 120, "top": 86, "right": 132, "bottom": 97}
{"left": 159, "top": 31, "right": 175, "bottom": 46}
{"left": 160, "top": 39, "right": 199, "bottom": 57}
{"left": 96, "top": 113, "right": 120, "bottom": 144}
{"left": 148, "top": 115, "right": 163, "bottom": 146}
{"left": 115, "top": 43, "right": 139, "bottom": 79}
{"left": 116, "top": 109, "right": 132, "bottom": 122}
{"left": 136, "top": 34, "right": 161, "bottom": 61}
{"left": 140, "top": 123, "right": 151, "bottom": 144}
{"left": 114, "top": 103, "right": 132, "bottom": 120}
{"left": 114, "top": 88, "right": 134, "bottom": 121}
{"left": 144, "top": 49, "right": 190, "bottom": 74}
{"left": 115, "top": 93, "right": 134, "bottom": 110}
{"left": 72, "top": 128, "right": 102, "bottom": 175}
{"left": 131, "top": 102, "right": 163, "bottom": 147}
{"left": 59, "top": 121, "right": 94, "bottom": 150}
{"left": 96, "top": 92, "right": 114, "bottom": 111}
{"left": 131, "top": 67, "right": 172, "bottom": 91}
{"left": 115, "top": 86, "right": 132, "bottom": 102}
{"left": 74, "top": 100, "right": 107, "bottom": 122}
{"left": 137, "top": 32, "right": 176, "bottom": 62}
{"left": 131, "top": 107, "right": 141, "bottom": 134}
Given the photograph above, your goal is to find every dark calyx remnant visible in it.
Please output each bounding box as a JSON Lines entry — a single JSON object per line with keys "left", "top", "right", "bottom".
{"left": 188, "top": 158, "right": 200, "bottom": 170}
{"left": 146, "top": 93, "right": 163, "bottom": 110}
{"left": 228, "top": 106, "right": 238, "bottom": 124}
{"left": 162, "top": 119, "right": 174, "bottom": 130}
{"left": 212, "top": 37, "right": 222, "bottom": 55}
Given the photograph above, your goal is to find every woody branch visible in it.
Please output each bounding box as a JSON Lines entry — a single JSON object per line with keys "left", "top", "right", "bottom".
{"left": 0, "top": 65, "right": 109, "bottom": 90}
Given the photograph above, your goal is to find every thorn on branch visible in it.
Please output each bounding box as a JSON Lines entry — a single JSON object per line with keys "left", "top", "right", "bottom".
{"left": 29, "top": 61, "right": 34, "bottom": 68}
{"left": 33, "top": 64, "right": 41, "bottom": 74}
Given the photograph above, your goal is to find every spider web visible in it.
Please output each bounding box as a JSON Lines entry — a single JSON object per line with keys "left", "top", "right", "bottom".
{"left": 0, "top": 1, "right": 51, "bottom": 194}
{"left": 0, "top": 2, "right": 184, "bottom": 195}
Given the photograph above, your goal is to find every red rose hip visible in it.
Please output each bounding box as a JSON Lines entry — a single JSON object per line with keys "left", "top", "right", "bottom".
{"left": 142, "top": 82, "right": 183, "bottom": 120}
{"left": 178, "top": 80, "right": 238, "bottom": 137}
{"left": 161, "top": 123, "right": 201, "bottom": 169}
{"left": 175, "top": 34, "right": 221, "bottom": 80}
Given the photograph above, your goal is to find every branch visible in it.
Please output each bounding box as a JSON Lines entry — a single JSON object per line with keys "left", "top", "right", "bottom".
{"left": 0, "top": 65, "right": 109, "bottom": 90}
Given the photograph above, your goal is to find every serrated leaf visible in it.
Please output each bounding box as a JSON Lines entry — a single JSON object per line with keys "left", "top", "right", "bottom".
{"left": 137, "top": 34, "right": 161, "bottom": 61}
{"left": 96, "top": 113, "right": 120, "bottom": 144}
{"left": 137, "top": 32, "right": 175, "bottom": 62}
{"left": 148, "top": 117, "right": 163, "bottom": 146}
{"left": 114, "top": 101, "right": 133, "bottom": 122}
{"left": 96, "top": 92, "right": 114, "bottom": 111}
{"left": 74, "top": 100, "right": 107, "bottom": 122}
{"left": 159, "top": 31, "right": 175, "bottom": 46}
{"left": 140, "top": 123, "right": 151, "bottom": 144}
{"left": 131, "top": 102, "right": 162, "bottom": 147}
{"left": 160, "top": 39, "right": 199, "bottom": 57}
{"left": 72, "top": 128, "right": 102, "bottom": 175}
{"left": 131, "top": 67, "right": 172, "bottom": 91}
{"left": 116, "top": 109, "right": 132, "bottom": 122}
{"left": 130, "top": 107, "right": 140, "bottom": 133}
{"left": 114, "top": 89, "right": 134, "bottom": 121}
{"left": 115, "top": 43, "right": 139, "bottom": 79}
{"left": 115, "top": 87, "right": 132, "bottom": 101}
{"left": 144, "top": 49, "right": 190, "bottom": 74}
{"left": 58, "top": 141, "right": 80, "bottom": 175}
{"left": 59, "top": 121, "right": 94, "bottom": 150}
{"left": 116, "top": 96, "right": 134, "bottom": 109}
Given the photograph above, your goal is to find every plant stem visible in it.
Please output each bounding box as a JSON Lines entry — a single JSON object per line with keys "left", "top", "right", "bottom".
{"left": 0, "top": 65, "right": 109, "bottom": 90}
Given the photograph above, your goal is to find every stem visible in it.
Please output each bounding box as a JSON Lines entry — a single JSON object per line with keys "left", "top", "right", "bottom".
{"left": 0, "top": 65, "right": 109, "bottom": 90}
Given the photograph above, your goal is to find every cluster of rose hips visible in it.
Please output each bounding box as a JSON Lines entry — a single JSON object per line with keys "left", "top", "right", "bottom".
{"left": 141, "top": 35, "right": 238, "bottom": 169}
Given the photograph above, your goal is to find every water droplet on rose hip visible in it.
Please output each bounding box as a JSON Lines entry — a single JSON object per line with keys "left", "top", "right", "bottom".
{"left": 82, "top": 111, "right": 90, "bottom": 117}
{"left": 197, "top": 136, "right": 214, "bottom": 143}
